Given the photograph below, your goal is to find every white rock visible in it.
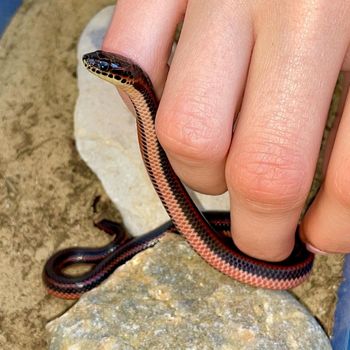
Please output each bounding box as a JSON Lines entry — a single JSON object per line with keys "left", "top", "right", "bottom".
{"left": 75, "top": 6, "right": 229, "bottom": 235}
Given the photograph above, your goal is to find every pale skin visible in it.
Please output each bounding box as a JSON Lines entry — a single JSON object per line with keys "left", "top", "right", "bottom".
{"left": 103, "top": 0, "right": 350, "bottom": 262}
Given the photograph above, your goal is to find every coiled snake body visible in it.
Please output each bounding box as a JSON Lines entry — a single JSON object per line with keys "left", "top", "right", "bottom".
{"left": 43, "top": 51, "right": 314, "bottom": 299}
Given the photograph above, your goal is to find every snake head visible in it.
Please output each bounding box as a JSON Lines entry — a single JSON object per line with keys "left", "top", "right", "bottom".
{"left": 82, "top": 50, "right": 142, "bottom": 86}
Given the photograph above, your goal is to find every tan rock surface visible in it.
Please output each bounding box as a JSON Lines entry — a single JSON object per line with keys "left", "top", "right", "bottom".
{"left": 0, "top": 0, "right": 343, "bottom": 349}
{"left": 0, "top": 1, "right": 115, "bottom": 349}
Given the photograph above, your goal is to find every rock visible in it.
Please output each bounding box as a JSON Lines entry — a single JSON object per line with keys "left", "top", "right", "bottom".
{"left": 47, "top": 234, "right": 331, "bottom": 350}
{"left": 74, "top": 6, "right": 229, "bottom": 236}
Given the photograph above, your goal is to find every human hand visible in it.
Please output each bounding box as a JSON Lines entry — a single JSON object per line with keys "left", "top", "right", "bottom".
{"left": 102, "top": 0, "right": 350, "bottom": 261}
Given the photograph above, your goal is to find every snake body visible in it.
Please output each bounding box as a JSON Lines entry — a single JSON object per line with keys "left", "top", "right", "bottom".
{"left": 43, "top": 50, "right": 314, "bottom": 299}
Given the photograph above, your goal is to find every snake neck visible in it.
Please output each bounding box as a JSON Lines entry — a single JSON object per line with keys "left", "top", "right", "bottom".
{"left": 125, "top": 84, "right": 221, "bottom": 243}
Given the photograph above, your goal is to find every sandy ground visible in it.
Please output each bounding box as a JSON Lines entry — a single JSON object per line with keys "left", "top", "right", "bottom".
{"left": 0, "top": 0, "right": 344, "bottom": 348}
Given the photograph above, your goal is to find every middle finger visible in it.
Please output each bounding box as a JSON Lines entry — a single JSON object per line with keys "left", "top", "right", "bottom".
{"left": 156, "top": 0, "right": 253, "bottom": 194}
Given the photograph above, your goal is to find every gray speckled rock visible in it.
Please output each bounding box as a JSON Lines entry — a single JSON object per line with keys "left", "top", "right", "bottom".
{"left": 47, "top": 234, "right": 330, "bottom": 350}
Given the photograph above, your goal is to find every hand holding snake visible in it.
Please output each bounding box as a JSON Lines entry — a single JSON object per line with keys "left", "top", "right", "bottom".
{"left": 44, "top": 1, "right": 350, "bottom": 298}
{"left": 43, "top": 50, "right": 313, "bottom": 298}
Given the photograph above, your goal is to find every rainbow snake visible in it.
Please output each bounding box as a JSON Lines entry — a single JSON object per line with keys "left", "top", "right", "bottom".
{"left": 43, "top": 51, "right": 314, "bottom": 299}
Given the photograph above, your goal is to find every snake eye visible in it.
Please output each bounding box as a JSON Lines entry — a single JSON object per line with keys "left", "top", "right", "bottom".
{"left": 99, "top": 61, "right": 109, "bottom": 71}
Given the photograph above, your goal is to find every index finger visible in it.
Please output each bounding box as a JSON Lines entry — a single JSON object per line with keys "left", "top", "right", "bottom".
{"left": 103, "top": 0, "right": 186, "bottom": 95}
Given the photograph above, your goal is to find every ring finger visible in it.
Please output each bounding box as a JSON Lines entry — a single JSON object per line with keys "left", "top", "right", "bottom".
{"left": 302, "top": 73, "right": 350, "bottom": 253}
{"left": 225, "top": 3, "right": 349, "bottom": 261}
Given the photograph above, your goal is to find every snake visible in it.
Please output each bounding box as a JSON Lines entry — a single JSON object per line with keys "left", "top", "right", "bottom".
{"left": 43, "top": 50, "right": 314, "bottom": 299}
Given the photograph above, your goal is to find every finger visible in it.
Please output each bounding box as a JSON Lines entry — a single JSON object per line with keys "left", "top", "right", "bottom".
{"left": 102, "top": 0, "right": 186, "bottom": 96}
{"left": 342, "top": 43, "right": 350, "bottom": 71}
{"left": 225, "top": 4, "right": 349, "bottom": 261}
{"left": 301, "top": 81, "right": 350, "bottom": 253}
{"left": 321, "top": 72, "right": 350, "bottom": 176}
{"left": 156, "top": 0, "right": 253, "bottom": 194}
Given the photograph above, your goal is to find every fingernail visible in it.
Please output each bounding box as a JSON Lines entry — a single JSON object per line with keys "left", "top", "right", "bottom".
{"left": 305, "top": 242, "right": 329, "bottom": 255}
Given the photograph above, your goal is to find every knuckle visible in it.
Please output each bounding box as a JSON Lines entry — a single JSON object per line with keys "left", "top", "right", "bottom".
{"left": 156, "top": 99, "right": 230, "bottom": 163}
{"left": 227, "top": 139, "right": 309, "bottom": 211}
